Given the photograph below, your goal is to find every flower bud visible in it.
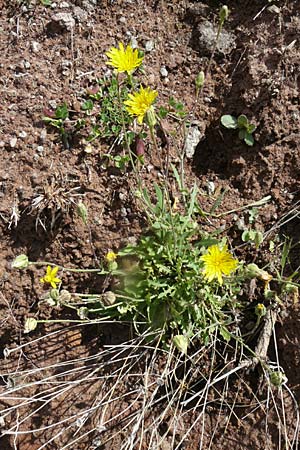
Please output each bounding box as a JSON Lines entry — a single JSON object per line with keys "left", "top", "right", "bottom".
{"left": 102, "top": 291, "right": 116, "bottom": 306}
{"left": 173, "top": 335, "right": 189, "bottom": 355}
{"left": 146, "top": 106, "right": 157, "bottom": 128}
{"left": 195, "top": 71, "right": 205, "bottom": 90}
{"left": 11, "top": 254, "right": 29, "bottom": 270}
{"left": 87, "top": 85, "right": 99, "bottom": 96}
{"left": 24, "top": 317, "right": 38, "bottom": 334}
{"left": 270, "top": 370, "right": 287, "bottom": 387}
{"left": 77, "top": 201, "right": 88, "bottom": 225}
{"left": 255, "top": 303, "right": 266, "bottom": 317}
{"left": 245, "top": 263, "right": 272, "bottom": 282}
{"left": 78, "top": 307, "right": 89, "bottom": 320}
{"left": 219, "top": 5, "right": 229, "bottom": 24}
{"left": 135, "top": 137, "right": 145, "bottom": 157}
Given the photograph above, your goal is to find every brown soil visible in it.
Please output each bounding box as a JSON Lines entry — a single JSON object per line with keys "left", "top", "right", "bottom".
{"left": 0, "top": 0, "right": 299, "bottom": 449}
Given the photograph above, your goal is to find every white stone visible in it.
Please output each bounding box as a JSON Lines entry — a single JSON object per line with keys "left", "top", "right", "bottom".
{"left": 160, "top": 66, "right": 168, "bottom": 77}
{"left": 184, "top": 126, "right": 202, "bottom": 159}
{"left": 10, "top": 137, "right": 17, "bottom": 148}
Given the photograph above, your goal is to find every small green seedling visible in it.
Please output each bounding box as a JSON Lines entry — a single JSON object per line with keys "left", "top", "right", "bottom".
{"left": 43, "top": 103, "right": 70, "bottom": 148}
{"left": 221, "top": 114, "right": 256, "bottom": 146}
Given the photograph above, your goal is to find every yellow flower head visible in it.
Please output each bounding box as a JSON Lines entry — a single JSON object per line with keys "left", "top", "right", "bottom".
{"left": 40, "top": 266, "right": 61, "bottom": 289}
{"left": 200, "top": 245, "right": 238, "bottom": 285}
{"left": 105, "top": 251, "right": 117, "bottom": 263}
{"left": 105, "top": 42, "right": 143, "bottom": 74}
{"left": 124, "top": 86, "right": 158, "bottom": 124}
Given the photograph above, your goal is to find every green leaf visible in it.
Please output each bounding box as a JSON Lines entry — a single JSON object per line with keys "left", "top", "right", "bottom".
{"left": 210, "top": 188, "right": 228, "bottom": 213}
{"left": 244, "top": 132, "right": 254, "bottom": 146}
{"left": 81, "top": 99, "right": 94, "bottom": 111}
{"left": 247, "top": 123, "right": 256, "bottom": 134}
{"left": 221, "top": 115, "right": 238, "bottom": 129}
{"left": 237, "top": 114, "right": 248, "bottom": 128}
{"left": 55, "top": 103, "right": 69, "bottom": 120}
{"left": 219, "top": 327, "right": 231, "bottom": 342}
{"left": 238, "top": 129, "right": 246, "bottom": 140}
{"left": 157, "top": 107, "right": 168, "bottom": 119}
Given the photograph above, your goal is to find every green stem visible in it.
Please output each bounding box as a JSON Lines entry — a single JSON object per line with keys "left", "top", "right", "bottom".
{"left": 29, "top": 261, "right": 101, "bottom": 273}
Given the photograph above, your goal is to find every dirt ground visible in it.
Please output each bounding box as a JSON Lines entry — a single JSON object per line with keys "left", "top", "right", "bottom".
{"left": 0, "top": 0, "right": 299, "bottom": 449}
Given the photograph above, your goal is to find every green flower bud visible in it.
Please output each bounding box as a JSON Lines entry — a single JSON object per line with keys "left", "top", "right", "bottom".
{"left": 245, "top": 263, "right": 272, "bottom": 282}
{"left": 78, "top": 307, "right": 89, "bottom": 319}
{"left": 270, "top": 370, "right": 287, "bottom": 387}
{"left": 24, "top": 317, "right": 38, "bottom": 334}
{"left": 255, "top": 303, "right": 266, "bottom": 317}
{"left": 195, "top": 71, "right": 205, "bottom": 90}
{"left": 146, "top": 106, "right": 157, "bottom": 128}
{"left": 77, "top": 201, "right": 88, "bottom": 225}
{"left": 219, "top": 5, "right": 229, "bottom": 24}
{"left": 11, "top": 254, "right": 29, "bottom": 270}
{"left": 50, "top": 289, "right": 60, "bottom": 300}
{"left": 173, "top": 335, "right": 189, "bottom": 355}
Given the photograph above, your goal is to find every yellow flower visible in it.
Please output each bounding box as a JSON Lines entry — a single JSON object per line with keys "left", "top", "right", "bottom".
{"left": 124, "top": 86, "right": 158, "bottom": 124}
{"left": 40, "top": 266, "right": 61, "bottom": 289}
{"left": 200, "top": 245, "right": 238, "bottom": 285}
{"left": 105, "top": 42, "right": 143, "bottom": 74}
{"left": 105, "top": 251, "right": 117, "bottom": 263}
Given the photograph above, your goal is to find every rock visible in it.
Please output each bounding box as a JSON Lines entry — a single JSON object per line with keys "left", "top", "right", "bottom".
{"left": 47, "top": 12, "right": 75, "bottom": 34}
{"left": 184, "top": 125, "right": 202, "bottom": 159}
{"left": 119, "top": 16, "right": 126, "bottom": 24}
{"left": 23, "top": 60, "right": 30, "bottom": 69}
{"left": 31, "top": 41, "right": 41, "bottom": 53}
{"left": 73, "top": 6, "right": 88, "bottom": 22}
{"left": 37, "top": 145, "right": 44, "bottom": 153}
{"left": 207, "top": 181, "right": 215, "bottom": 195}
{"left": 10, "top": 137, "right": 17, "bottom": 148}
{"left": 49, "top": 100, "right": 57, "bottom": 109}
{"left": 130, "top": 36, "right": 138, "bottom": 49}
{"left": 145, "top": 40, "right": 154, "bottom": 52}
{"left": 39, "top": 129, "right": 47, "bottom": 142}
{"left": 59, "top": 1, "right": 70, "bottom": 7}
{"left": 160, "top": 66, "right": 168, "bottom": 77}
{"left": 18, "top": 131, "right": 27, "bottom": 139}
{"left": 196, "top": 20, "right": 236, "bottom": 55}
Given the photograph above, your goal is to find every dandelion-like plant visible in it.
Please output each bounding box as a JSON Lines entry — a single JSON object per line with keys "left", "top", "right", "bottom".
{"left": 105, "top": 42, "right": 143, "bottom": 74}
{"left": 40, "top": 266, "right": 61, "bottom": 289}
{"left": 200, "top": 244, "right": 238, "bottom": 285}
{"left": 124, "top": 86, "right": 158, "bottom": 124}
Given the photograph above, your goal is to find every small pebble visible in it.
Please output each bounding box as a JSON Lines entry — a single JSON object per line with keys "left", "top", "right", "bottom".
{"left": 40, "top": 129, "right": 47, "bottom": 142}
{"left": 18, "top": 131, "right": 27, "bottom": 139}
{"left": 206, "top": 181, "right": 215, "bottom": 195}
{"left": 37, "top": 145, "right": 44, "bottom": 152}
{"left": 120, "top": 207, "right": 127, "bottom": 217}
{"left": 23, "top": 60, "right": 31, "bottom": 69}
{"left": 119, "top": 16, "right": 126, "bottom": 24}
{"left": 145, "top": 40, "right": 154, "bottom": 52}
{"left": 160, "top": 66, "right": 168, "bottom": 77}
{"left": 49, "top": 100, "right": 57, "bottom": 109}
{"left": 31, "top": 41, "right": 41, "bottom": 53}
{"left": 130, "top": 37, "right": 138, "bottom": 48}
{"left": 59, "top": 1, "right": 70, "bottom": 7}
{"left": 10, "top": 137, "right": 17, "bottom": 148}
{"left": 0, "top": 141, "right": 5, "bottom": 148}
